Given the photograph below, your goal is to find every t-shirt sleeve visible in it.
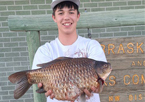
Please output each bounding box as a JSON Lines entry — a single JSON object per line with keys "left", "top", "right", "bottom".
{"left": 87, "top": 40, "right": 107, "bottom": 62}
{"left": 32, "top": 44, "right": 52, "bottom": 70}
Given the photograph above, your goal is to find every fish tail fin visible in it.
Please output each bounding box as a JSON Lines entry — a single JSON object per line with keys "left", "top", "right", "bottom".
{"left": 8, "top": 70, "right": 32, "bottom": 99}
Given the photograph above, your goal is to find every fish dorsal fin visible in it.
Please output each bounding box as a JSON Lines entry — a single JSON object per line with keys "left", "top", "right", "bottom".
{"left": 37, "top": 57, "right": 72, "bottom": 68}
{"left": 56, "top": 57, "right": 72, "bottom": 60}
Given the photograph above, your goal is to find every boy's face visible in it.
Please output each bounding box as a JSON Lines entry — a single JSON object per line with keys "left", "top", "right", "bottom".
{"left": 52, "top": 6, "right": 80, "bottom": 35}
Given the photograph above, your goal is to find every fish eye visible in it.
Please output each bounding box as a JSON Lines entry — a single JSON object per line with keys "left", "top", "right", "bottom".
{"left": 104, "top": 64, "right": 108, "bottom": 67}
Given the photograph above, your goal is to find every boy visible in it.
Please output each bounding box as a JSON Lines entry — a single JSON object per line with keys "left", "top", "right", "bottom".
{"left": 32, "top": 0, "right": 107, "bottom": 102}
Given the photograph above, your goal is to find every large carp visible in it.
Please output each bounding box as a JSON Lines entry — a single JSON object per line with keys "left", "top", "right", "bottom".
{"left": 8, "top": 57, "right": 112, "bottom": 101}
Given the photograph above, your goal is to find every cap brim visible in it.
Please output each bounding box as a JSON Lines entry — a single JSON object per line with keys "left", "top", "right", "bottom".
{"left": 51, "top": 0, "right": 80, "bottom": 9}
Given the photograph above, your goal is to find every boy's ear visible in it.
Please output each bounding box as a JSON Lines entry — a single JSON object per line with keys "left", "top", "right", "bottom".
{"left": 77, "top": 13, "right": 80, "bottom": 22}
{"left": 52, "top": 15, "right": 56, "bottom": 23}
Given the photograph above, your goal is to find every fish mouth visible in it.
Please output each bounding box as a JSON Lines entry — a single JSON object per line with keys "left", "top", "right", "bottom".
{"left": 108, "top": 63, "right": 112, "bottom": 71}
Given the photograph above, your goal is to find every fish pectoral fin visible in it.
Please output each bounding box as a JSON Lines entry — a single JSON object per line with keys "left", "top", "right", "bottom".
{"left": 36, "top": 87, "right": 46, "bottom": 93}
{"left": 98, "top": 79, "right": 104, "bottom": 93}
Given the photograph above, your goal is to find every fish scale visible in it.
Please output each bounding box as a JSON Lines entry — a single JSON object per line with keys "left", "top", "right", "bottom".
{"left": 8, "top": 57, "right": 112, "bottom": 101}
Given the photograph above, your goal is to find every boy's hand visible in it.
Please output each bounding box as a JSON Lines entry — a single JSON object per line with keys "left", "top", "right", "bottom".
{"left": 84, "top": 85, "right": 104, "bottom": 98}
{"left": 38, "top": 83, "right": 102, "bottom": 100}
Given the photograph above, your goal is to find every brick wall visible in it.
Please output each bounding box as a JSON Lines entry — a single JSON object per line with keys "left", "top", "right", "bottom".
{"left": 0, "top": 0, "right": 145, "bottom": 102}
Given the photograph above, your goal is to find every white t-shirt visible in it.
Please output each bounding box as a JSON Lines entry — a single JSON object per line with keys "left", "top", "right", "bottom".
{"left": 32, "top": 35, "right": 107, "bottom": 102}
